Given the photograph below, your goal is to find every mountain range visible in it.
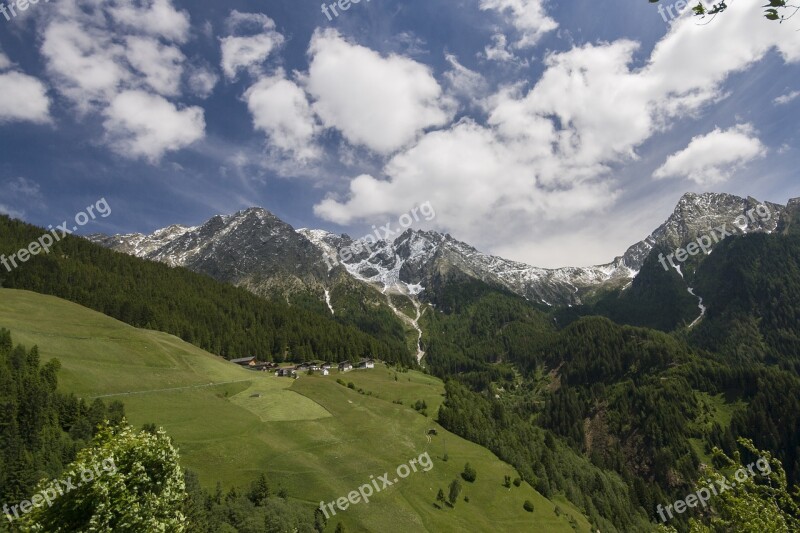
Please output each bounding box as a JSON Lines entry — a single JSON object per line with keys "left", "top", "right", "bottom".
{"left": 88, "top": 192, "right": 792, "bottom": 309}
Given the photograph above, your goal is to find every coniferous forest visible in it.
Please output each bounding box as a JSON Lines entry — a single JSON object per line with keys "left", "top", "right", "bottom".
{"left": 2, "top": 213, "right": 800, "bottom": 532}
{"left": 424, "top": 232, "right": 800, "bottom": 532}
{"left": 0, "top": 216, "right": 412, "bottom": 366}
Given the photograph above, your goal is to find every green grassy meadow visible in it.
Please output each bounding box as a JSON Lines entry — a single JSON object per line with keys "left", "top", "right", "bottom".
{"left": 0, "top": 289, "right": 590, "bottom": 532}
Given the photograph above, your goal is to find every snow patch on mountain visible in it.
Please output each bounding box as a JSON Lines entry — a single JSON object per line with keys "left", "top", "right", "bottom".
{"left": 89, "top": 193, "right": 791, "bottom": 309}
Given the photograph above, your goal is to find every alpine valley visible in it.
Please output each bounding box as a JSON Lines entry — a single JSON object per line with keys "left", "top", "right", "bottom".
{"left": 88, "top": 192, "right": 788, "bottom": 316}
{"left": 2, "top": 190, "right": 799, "bottom": 532}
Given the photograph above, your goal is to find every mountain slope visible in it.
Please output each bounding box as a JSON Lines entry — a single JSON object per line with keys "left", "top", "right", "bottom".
{"left": 91, "top": 193, "right": 791, "bottom": 310}
{"left": 0, "top": 215, "right": 411, "bottom": 365}
{"left": 0, "top": 289, "right": 592, "bottom": 533}
{"left": 89, "top": 208, "right": 331, "bottom": 297}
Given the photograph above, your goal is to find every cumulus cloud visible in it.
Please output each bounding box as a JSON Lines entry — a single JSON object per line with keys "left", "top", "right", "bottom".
{"left": 0, "top": 50, "right": 11, "bottom": 70}
{"left": 0, "top": 204, "right": 24, "bottom": 219}
{"left": 125, "top": 37, "right": 185, "bottom": 96}
{"left": 313, "top": 2, "right": 798, "bottom": 266}
{"left": 444, "top": 54, "right": 489, "bottom": 101}
{"left": 306, "top": 29, "right": 453, "bottom": 154}
{"left": 40, "top": 0, "right": 192, "bottom": 110}
{"left": 314, "top": 119, "right": 619, "bottom": 233}
{"left": 244, "top": 73, "right": 320, "bottom": 161}
{"left": 36, "top": 0, "right": 205, "bottom": 161}
{"left": 481, "top": 34, "right": 521, "bottom": 63}
{"left": 0, "top": 72, "right": 51, "bottom": 124}
{"left": 653, "top": 124, "right": 767, "bottom": 185}
{"left": 0, "top": 42, "right": 51, "bottom": 126}
{"left": 774, "top": 90, "right": 800, "bottom": 105}
{"left": 103, "top": 90, "right": 205, "bottom": 162}
{"left": 187, "top": 62, "right": 219, "bottom": 99}
{"left": 220, "top": 11, "right": 284, "bottom": 80}
{"left": 479, "top": 0, "right": 558, "bottom": 48}
{"left": 41, "top": 20, "right": 130, "bottom": 112}
{"left": 108, "top": 0, "right": 191, "bottom": 43}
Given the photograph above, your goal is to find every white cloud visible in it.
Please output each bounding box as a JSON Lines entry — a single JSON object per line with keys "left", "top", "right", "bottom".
{"left": 653, "top": 124, "right": 767, "bottom": 185}
{"left": 313, "top": 3, "right": 798, "bottom": 267}
{"left": 480, "top": 0, "right": 558, "bottom": 48}
{"left": 41, "top": 20, "right": 130, "bottom": 112}
{"left": 444, "top": 54, "right": 489, "bottom": 101}
{"left": 305, "top": 29, "right": 453, "bottom": 154}
{"left": 481, "top": 34, "right": 522, "bottom": 63}
{"left": 0, "top": 50, "right": 11, "bottom": 70}
{"left": 125, "top": 37, "right": 185, "bottom": 96}
{"left": 6, "top": 177, "right": 42, "bottom": 199}
{"left": 40, "top": 1, "right": 191, "bottom": 109}
{"left": 0, "top": 71, "right": 51, "bottom": 124}
{"left": 0, "top": 204, "right": 24, "bottom": 220}
{"left": 314, "top": 119, "right": 618, "bottom": 237}
{"left": 36, "top": 0, "right": 205, "bottom": 161}
{"left": 774, "top": 90, "right": 800, "bottom": 105}
{"left": 220, "top": 11, "right": 284, "bottom": 80}
{"left": 108, "top": 0, "right": 191, "bottom": 43}
{"left": 103, "top": 90, "right": 205, "bottom": 162}
{"left": 187, "top": 63, "right": 219, "bottom": 99}
{"left": 244, "top": 73, "right": 320, "bottom": 161}
{"left": 487, "top": 40, "right": 653, "bottom": 186}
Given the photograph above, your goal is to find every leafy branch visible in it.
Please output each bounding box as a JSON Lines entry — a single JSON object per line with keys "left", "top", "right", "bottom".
{"left": 648, "top": 0, "right": 799, "bottom": 23}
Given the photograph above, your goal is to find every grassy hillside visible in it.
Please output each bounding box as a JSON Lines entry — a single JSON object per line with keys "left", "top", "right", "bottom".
{"left": 0, "top": 289, "right": 590, "bottom": 532}
{"left": 0, "top": 215, "right": 412, "bottom": 365}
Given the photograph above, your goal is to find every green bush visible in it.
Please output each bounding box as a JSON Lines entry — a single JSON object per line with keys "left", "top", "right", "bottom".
{"left": 461, "top": 463, "right": 477, "bottom": 483}
{"left": 523, "top": 500, "right": 534, "bottom": 513}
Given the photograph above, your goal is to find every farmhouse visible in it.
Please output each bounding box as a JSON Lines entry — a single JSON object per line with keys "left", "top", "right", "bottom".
{"left": 276, "top": 367, "right": 297, "bottom": 377}
{"left": 250, "top": 362, "right": 277, "bottom": 372}
{"left": 338, "top": 361, "right": 353, "bottom": 372}
{"left": 231, "top": 356, "right": 257, "bottom": 367}
{"left": 357, "top": 359, "right": 375, "bottom": 369}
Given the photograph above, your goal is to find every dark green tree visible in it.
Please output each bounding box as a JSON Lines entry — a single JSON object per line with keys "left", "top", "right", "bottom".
{"left": 462, "top": 463, "right": 477, "bottom": 483}
{"left": 448, "top": 479, "right": 462, "bottom": 505}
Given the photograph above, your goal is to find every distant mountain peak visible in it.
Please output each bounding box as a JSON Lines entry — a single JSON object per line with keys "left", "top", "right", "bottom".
{"left": 89, "top": 192, "right": 793, "bottom": 307}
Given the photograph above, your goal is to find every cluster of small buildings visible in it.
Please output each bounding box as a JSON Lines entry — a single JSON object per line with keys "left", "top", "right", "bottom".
{"left": 230, "top": 357, "right": 278, "bottom": 372}
{"left": 338, "top": 359, "right": 375, "bottom": 371}
{"left": 230, "top": 356, "right": 376, "bottom": 378}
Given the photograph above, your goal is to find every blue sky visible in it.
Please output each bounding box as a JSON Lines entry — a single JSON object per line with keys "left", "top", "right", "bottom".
{"left": 0, "top": 0, "right": 798, "bottom": 267}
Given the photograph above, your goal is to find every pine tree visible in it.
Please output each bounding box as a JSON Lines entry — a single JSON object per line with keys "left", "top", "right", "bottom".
{"left": 448, "top": 479, "right": 462, "bottom": 505}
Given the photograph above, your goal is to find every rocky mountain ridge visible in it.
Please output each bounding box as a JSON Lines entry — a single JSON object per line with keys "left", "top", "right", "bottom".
{"left": 89, "top": 192, "right": 791, "bottom": 307}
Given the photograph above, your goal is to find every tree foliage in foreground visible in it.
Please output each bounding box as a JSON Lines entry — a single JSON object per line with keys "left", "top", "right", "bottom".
{"left": 182, "top": 470, "right": 322, "bottom": 533}
{"left": 649, "top": 0, "right": 798, "bottom": 23}
{"left": 657, "top": 439, "right": 800, "bottom": 533}
{"left": 0, "top": 329, "right": 124, "bottom": 506}
{"left": 19, "top": 423, "right": 186, "bottom": 532}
